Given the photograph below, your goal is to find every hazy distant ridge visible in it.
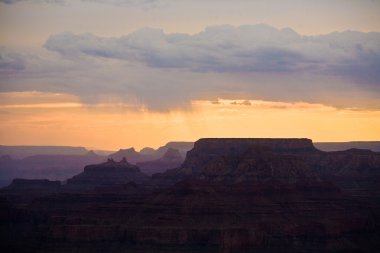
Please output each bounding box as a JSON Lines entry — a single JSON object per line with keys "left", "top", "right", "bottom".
{"left": 0, "top": 145, "right": 89, "bottom": 159}
{"left": 315, "top": 141, "right": 380, "bottom": 152}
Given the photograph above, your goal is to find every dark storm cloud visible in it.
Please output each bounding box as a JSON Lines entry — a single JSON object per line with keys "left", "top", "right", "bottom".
{"left": 44, "top": 25, "right": 380, "bottom": 85}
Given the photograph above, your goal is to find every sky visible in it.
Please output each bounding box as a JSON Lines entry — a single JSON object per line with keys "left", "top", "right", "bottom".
{"left": 0, "top": 0, "right": 380, "bottom": 150}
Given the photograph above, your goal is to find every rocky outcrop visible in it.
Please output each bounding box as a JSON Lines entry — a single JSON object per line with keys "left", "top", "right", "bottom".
{"left": 301, "top": 148, "right": 380, "bottom": 203}
{"left": 109, "top": 142, "right": 193, "bottom": 165}
{"left": 155, "top": 142, "right": 194, "bottom": 158}
{"left": 108, "top": 148, "right": 152, "bottom": 164}
{"left": 137, "top": 148, "right": 184, "bottom": 175}
{"left": 139, "top": 147, "right": 156, "bottom": 155}
{"left": 156, "top": 138, "right": 319, "bottom": 184}
{"left": 155, "top": 138, "right": 380, "bottom": 189}
{"left": 66, "top": 158, "right": 148, "bottom": 190}
{"left": 162, "top": 148, "right": 184, "bottom": 161}
{"left": 190, "top": 138, "right": 315, "bottom": 153}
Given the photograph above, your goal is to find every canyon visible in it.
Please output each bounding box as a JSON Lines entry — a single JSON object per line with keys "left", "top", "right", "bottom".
{"left": 1, "top": 138, "right": 379, "bottom": 252}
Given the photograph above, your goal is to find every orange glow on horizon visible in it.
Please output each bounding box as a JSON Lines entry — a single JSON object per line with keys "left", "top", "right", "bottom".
{"left": 0, "top": 92, "right": 379, "bottom": 151}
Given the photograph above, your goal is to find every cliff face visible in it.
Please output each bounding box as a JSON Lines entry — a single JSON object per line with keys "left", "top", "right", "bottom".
{"left": 307, "top": 149, "right": 380, "bottom": 178}
{"left": 158, "top": 138, "right": 319, "bottom": 183}
{"left": 198, "top": 147, "right": 316, "bottom": 183}
{"left": 157, "top": 138, "right": 380, "bottom": 188}
{"left": 301, "top": 149, "right": 380, "bottom": 201}
{"left": 191, "top": 138, "right": 315, "bottom": 152}
{"left": 66, "top": 158, "right": 148, "bottom": 190}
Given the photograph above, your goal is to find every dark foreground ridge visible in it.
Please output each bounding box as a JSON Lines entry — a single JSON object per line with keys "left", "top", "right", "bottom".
{"left": 1, "top": 138, "right": 380, "bottom": 253}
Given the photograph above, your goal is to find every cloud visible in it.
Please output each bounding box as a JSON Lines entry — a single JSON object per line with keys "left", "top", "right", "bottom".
{"left": 0, "top": 0, "right": 64, "bottom": 4}
{"left": 0, "top": 0, "right": 160, "bottom": 6}
{"left": 0, "top": 0, "right": 20, "bottom": 3}
{"left": 44, "top": 24, "right": 380, "bottom": 85}
{"left": 196, "top": 99, "right": 336, "bottom": 111}
{"left": 82, "top": 0, "right": 160, "bottom": 6}
{"left": 2, "top": 24, "right": 380, "bottom": 111}
{"left": 0, "top": 51, "right": 26, "bottom": 72}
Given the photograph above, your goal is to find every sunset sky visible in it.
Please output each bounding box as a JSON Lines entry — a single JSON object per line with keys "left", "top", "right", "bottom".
{"left": 1, "top": 0, "right": 379, "bottom": 150}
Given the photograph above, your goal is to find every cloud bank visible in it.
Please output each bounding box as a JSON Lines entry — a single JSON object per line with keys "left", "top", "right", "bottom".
{"left": 0, "top": 0, "right": 63, "bottom": 4}
{"left": 0, "top": 0, "right": 159, "bottom": 6}
{"left": 1, "top": 24, "right": 380, "bottom": 111}
{"left": 44, "top": 24, "right": 380, "bottom": 85}
{"left": 0, "top": 51, "right": 25, "bottom": 72}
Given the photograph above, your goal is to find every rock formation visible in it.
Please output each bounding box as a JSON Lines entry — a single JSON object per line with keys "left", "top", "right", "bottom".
{"left": 156, "top": 138, "right": 380, "bottom": 190}
{"left": 154, "top": 141, "right": 194, "bottom": 158}
{"left": 137, "top": 148, "right": 184, "bottom": 175}
{"left": 65, "top": 158, "right": 148, "bottom": 190}
{"left": 139, "top": 147, "right": 156, "bottom": 155}
{"left": 108, "top": 148, "right": 152, "bottom": 164}
{"left": 108, "top": 142, "right": 193, "bottom": 166}
{"left": 155, "top": 138, "right": 319, "bottom": 184}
